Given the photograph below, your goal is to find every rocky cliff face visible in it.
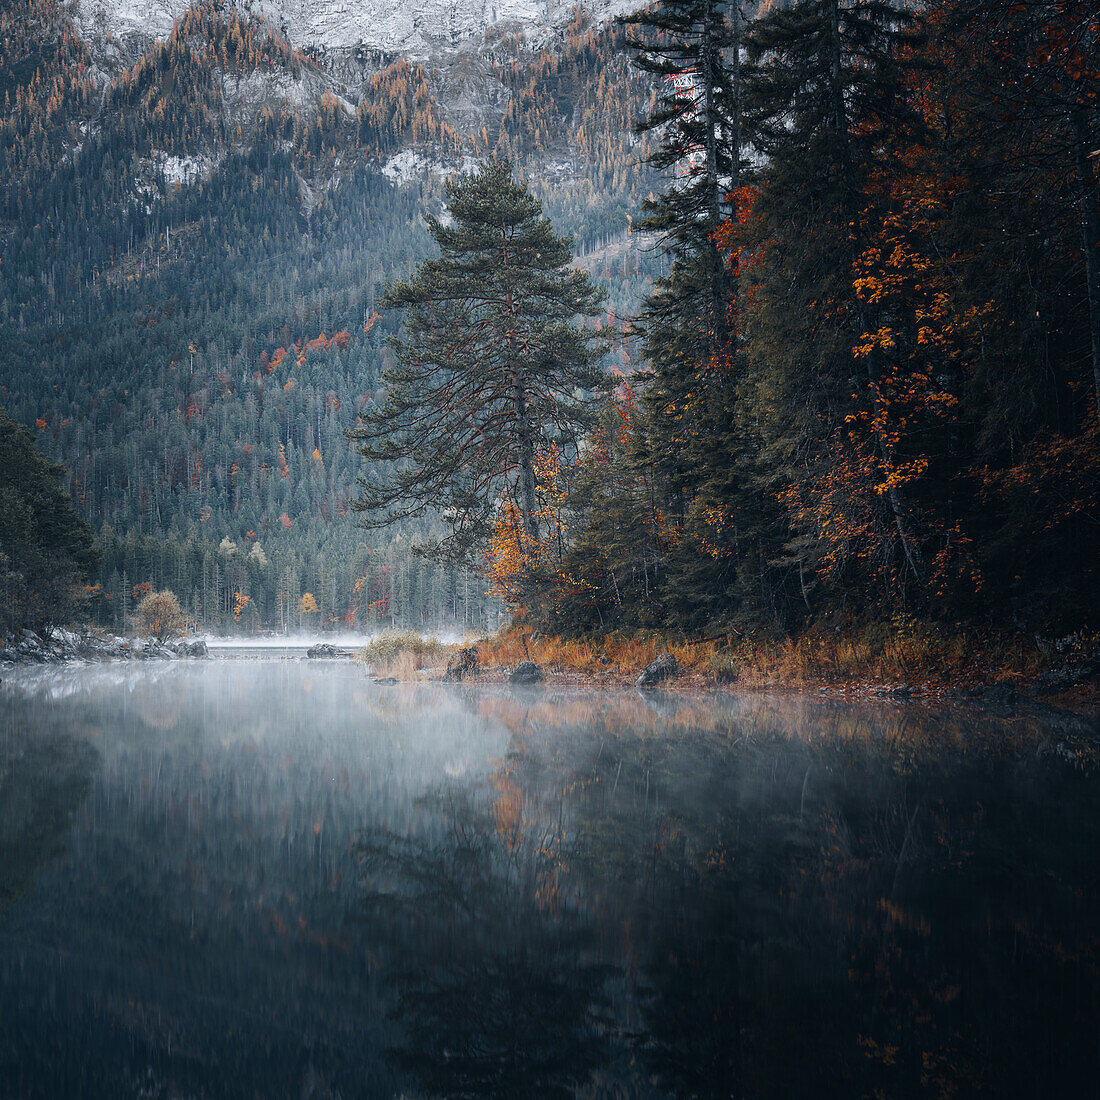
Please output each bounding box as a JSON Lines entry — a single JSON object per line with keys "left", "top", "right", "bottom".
{"left": 73, "top": 0, "right": 638, "bottom": 58}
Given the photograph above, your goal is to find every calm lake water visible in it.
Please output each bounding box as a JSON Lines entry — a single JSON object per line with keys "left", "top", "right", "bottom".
{"left": 1, "top": 659, "right": 1098, "bottom": 1098}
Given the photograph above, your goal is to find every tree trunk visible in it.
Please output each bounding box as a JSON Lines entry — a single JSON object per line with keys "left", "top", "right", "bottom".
{"left": 866, "top": 350, "right": 926, "bottom": 584}
{"left": 827, "top": 0, "right": 924, "bottom": 584}
{"left": 505, "top": 281, "right": 539, "bottom": 545}
{"left": 728, "top": 0, "right": 742, "bottom": 329}
{"left": 1070, "top": 105, "right": 1100, "bottom": 416}
{"left": 827, "top": 0, "right": 852, "bottom": 203}
{"left": 513, "top": 364, "right": 539, "bottom": 545}
{"left": 700, "top": 6, "right": 726, "bottom": 344}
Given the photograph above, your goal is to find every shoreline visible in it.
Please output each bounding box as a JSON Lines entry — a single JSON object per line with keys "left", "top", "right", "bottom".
{"left": 6, "top": 624, "right": 1096, "bottom": 725}
{"left": 0, "top": 628, "right": 209, "bottom": 668}
{"left": 455, "top": 624, "right": 1100, "bottom": 717}
{"left": 449, "top": 661, "right": 1100, "bottom": 714}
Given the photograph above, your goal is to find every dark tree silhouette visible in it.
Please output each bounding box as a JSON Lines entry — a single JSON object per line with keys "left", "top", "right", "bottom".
{"left": 347, "top": 157, "right": 606, "bottom": 562}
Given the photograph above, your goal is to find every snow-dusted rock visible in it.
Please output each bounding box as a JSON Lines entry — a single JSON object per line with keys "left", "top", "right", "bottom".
{"left": 75, "top": 0, "right": 644, "bottom": 59}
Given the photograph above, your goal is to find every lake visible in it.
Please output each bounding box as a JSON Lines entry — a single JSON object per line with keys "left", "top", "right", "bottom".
{"left": 1, "top": 658, "right": 1097, "bottom": 1098}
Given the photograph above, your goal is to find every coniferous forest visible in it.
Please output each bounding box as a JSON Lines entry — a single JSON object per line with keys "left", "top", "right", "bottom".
{"left": 436, "top": 0, "right": 1100, "bottom": 648}
{"left": 0, "top": 0, "right": 1097, "bottom": 646}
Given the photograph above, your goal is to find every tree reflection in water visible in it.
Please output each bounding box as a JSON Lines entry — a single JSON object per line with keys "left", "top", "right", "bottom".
{"left": 356, "top": 786, "right": 616, "bottom": 1098}
{"left": 3, "top": 668, "right": 1097, "bottom": 1098}
{"left": 362, "top": 691, "right": 1100, "bottom": 1099}
{"left": 0, "top": 725, "right": 98, "bottom": 917}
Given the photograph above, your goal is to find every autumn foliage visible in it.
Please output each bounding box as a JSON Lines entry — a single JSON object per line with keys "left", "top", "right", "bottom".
{"left": 135, "top": 589, "right": 186, "bottom": 641}
{"left": 486, "top": 0, "right": 1099, "bottom": 641}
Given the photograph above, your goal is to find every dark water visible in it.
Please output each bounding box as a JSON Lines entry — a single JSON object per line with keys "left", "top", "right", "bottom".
{"left": 1, "top": 660, "right": 1097, "bottom": 1099}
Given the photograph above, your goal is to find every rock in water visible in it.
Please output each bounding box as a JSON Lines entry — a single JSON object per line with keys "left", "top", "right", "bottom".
{"left": 307, "top": 643, "right": 338, "bottom": 658}
{"left": 636, "top": 653, "right": 677, "bottom": 689}
{"left": 1031, "top": 663, "right": 1096, "bottom": 695}
{"left": 134, "top": 638, "right": 173, "bottom": 660}
{"left": 509, "top": 661, "right": 543, "bottom": 685}
{"left": 444, "top": 646, "right": 479, "bottom": 681}
{"left": 982, "top": 679, "right": 1019, "bottom": 708}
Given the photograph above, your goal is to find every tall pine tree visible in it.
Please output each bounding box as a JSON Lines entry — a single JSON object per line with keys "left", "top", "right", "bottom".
{"left": 741, "top": 0, "right": 928, "bottom": 605}
{"left": 347, "top": 158, "right": 606, "bottom": 562}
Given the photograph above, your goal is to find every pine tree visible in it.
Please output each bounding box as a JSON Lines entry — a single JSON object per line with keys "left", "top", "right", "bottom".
{"left": 347, "top": 158, "right": 606, "bottom": 562}
{"left": 620, "top": 0, "right": 745, "bottom": 518}
{"left": 741, "top": 0, "right": 927, "bottom": 599}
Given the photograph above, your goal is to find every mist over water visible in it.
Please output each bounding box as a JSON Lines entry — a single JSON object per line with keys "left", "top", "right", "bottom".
{"left": 203, "top": 628, "right": 473, "bottom": 649}
{"left": 1, "top": 660, "right": 1097, "bottom": 1098}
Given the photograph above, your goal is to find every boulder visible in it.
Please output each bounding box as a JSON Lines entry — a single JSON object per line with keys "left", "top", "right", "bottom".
{"left": 307, "top": 643, "right": 338, "bottom": 658}
{"left": 1031, "top": 662, "right": 1096, "bottom": 695}
{"left": 79, "top": 633, "right": 129, "bottom": 660}
{"left": 136, "top": 639, "right": 173, "bottom": 660}
{"left": 374, "top": 676, "right": 397, "bottom": 685}
{"left": 178, "top": 638, "right": 208, "bottom": 658}
{"left": 636, "top": 653, "right": 677, "bottom": 689}
{"left": 982, "top": 679, "right": 1019, "bottom": 708}
{"left": 509, "top": 660, "right": 543, "bottom": 685}
{"left": 444, "top": 646, "right": 479, "bottom": 682}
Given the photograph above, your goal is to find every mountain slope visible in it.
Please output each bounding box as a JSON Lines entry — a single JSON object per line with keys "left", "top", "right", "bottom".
{"left": 74, "top": 0, "right": 642, "bottom": 56}
{"left": 1, "top": 0, "right": 655, "bottom": 633}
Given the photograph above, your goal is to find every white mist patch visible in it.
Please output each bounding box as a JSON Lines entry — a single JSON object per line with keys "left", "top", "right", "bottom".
{"left": 203, "top": 629, "right": 471, "bottom": 649}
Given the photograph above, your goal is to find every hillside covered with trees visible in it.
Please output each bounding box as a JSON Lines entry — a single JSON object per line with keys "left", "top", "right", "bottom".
{"left": 0, "top": 0, "right": 656, "bottom": 634}
{"left": 2, "top": 0, "right": 1096, "bottom": 650}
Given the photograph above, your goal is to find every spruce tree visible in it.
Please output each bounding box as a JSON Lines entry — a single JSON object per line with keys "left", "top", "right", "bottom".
{"left": 621, "top": 0, "right": 742, "bottom": 352}
{"left": 348, "top": 158, "right": 606, "bottom": 562}
{"left": 741, "top": 0, "right": 927, "bottom": 596}
{"left": 620, "top": 0, "right": 745, "bottom": 512}
{"left": 619, "top": 0, "right": 790, "bottom": 630}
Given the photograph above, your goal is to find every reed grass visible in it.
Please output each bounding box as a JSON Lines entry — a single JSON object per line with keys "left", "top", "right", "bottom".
{"left": 360, "top": 630, "right": 458, "bottom": 680}
{"left": 476, "top": 620, "right": 1059, "bottom": 690}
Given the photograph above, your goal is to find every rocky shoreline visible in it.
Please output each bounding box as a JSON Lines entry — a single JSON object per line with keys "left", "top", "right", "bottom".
{"left": 0, "top": 628, "right": 209, "bottom": 667}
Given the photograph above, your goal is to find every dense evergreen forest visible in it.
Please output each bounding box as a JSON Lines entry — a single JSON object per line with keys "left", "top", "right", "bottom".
{"left": 480, "top": 0, "right": 1100, "bottom": 642}
{"left": 0, "top": 0, "right": 656, "bottom": 634}
{"left": 1, "top": 0, "right": 1097, "bottom": 644}
{"left": 0, "top": 409, "right": 99, "bottom": 636}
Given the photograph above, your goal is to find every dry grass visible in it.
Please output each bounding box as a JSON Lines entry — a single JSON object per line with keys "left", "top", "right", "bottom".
{"left": 728, "top": 622, "right": 1049, "bottom": 688}
{"left": 477, "top": 620, "right": 1060, "bottom": 690}
{"left": 476, "top": 629, "right": 716, "bottom": 679}
{"left": 358, "top": 621, "right": 1086, "bottom": 693}
{"left": 360, "top": 630, "right": 459, "bottom": 680}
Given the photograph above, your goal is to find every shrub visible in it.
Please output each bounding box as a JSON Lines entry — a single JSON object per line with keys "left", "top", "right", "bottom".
{"left": 360, "top": 630, "right": 455, "bottom": 679}
{"left": 135, "top": 589, "right": 186, "bottom": 642}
